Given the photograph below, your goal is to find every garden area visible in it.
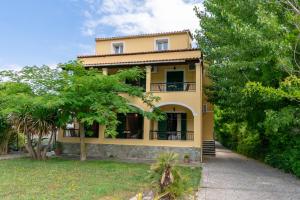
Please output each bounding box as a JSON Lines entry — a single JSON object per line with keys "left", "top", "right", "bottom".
{"left": 0, "top": 158, "right": 201, "bottom": 200}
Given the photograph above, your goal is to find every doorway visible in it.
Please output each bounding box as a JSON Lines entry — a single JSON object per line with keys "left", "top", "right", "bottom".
{"left": 166, "top": 71, "right": 184, "bottom": 91}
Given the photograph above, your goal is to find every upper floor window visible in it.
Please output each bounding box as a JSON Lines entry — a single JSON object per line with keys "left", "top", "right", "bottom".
{"left": 113, "top": 42, "right": 124, "bottom": 54}
{"left": 156, "top": 39, "right": 168, "bottom": 51}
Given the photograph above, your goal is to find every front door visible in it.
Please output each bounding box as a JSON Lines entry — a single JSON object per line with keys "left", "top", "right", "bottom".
{"left": 157, "top": 113, "right": 187, "bottom": 140}
{"left": 166, "top": 71, "right": 184, "bottom": 91}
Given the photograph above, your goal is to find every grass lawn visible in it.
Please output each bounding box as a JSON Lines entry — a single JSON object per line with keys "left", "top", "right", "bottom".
{"left": 0, "top": 158, "right": 201, "bottom": 200}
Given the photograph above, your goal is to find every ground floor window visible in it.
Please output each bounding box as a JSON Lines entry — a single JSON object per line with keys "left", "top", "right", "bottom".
{"left": 84, "top": 121, "right": 99, "bottom": 138}
{"left": 63, "top": 121, "right": 99, "bottom": 138}
{"left": 115, "top": 113, "right": 144, "bottom": 139}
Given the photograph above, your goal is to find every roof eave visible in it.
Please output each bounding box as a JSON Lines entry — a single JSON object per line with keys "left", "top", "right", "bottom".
{"left": 78, "top": 48, "right": 200, "bottom": 59}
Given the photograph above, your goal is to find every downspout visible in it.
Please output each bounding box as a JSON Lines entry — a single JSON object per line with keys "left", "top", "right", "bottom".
{"left": 200, "top": 54, "right": 204, "bottom": 163}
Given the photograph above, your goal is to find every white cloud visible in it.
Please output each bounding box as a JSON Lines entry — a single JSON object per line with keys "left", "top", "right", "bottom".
{"left": 82, "top": 0, "right": 204, "bottom": 37}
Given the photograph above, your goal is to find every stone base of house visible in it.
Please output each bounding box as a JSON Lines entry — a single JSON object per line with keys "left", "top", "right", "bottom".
{"left": 61, "top": 143, "right": 202, "bottom": 162}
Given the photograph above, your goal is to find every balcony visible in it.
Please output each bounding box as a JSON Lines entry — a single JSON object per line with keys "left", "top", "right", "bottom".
{"left": 63, "top": 128, "right": 80, "bottom": 137}
{"left": 151, "top": 82, "right": 196, "bottom": 92}
{"left": 150, "top": 131, "right": 194, "bottom": 141}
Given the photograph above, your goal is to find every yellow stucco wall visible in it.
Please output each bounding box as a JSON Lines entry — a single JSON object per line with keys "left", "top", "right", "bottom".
{"left": 151, "top": 105, "right": 194, "bottom": 132}
{"left": 58, "top": 64, "right": 205, "bottom": 148}
{"left": 95, "top": 32, "right": 192, "bottom": 54}
{"left": 151, "top": 64, "right": 196, "bottom": 83}
{"left": 59, "top": 32, "right": 214, "bottom": 151}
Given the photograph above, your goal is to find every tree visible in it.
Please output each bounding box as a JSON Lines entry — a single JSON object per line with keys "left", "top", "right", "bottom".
{"left": 195, "top": 0, "right": 300, "bottom": 176}
{"left": 0, "top": 117, "right": 14, "bottom": 155}
{"left": 0, "top": 66, "right": 65, "bottom": 160}
{"left": 59, "top": 61, "right": 163, "bottom": 161}
{"left": 0, "top": 62, "right": 163, "bottom": 161}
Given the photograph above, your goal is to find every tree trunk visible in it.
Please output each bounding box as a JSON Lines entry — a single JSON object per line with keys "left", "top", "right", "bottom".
{"left": 25, "top": 133, "right": 37, "bottom": 159}
{"left": 42, "top": 130, "right": 55, "bottom": 160}
{"left": 0, "top": 131, "right": 12, "bottom": 155}
{"left": 36, "top": 133, "right": 43, "bottom": 160}
{"left": 79, "top": 123, "right": 87, "bottom": 161}
{"left": 0, "top": 143, "right": 8, "bottom": 155}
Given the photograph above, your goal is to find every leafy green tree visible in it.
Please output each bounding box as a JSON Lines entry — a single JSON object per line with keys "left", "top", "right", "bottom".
{"left": 0, "top": 116, "right": 13, "bottom": 155}
{"left": 0, "top": 62, "right": 163, "bottom": 161}
{"left": 0, "top": 66, "right": 64, "bottom": 160}
{"left": 196, "top": 0, "right": 300, "bottom": 176}
{"left": 59, "top": 61, "right": 163, "bottom": 161}
{"left": 196, "top": 0, "right": 296, "bottom": 122}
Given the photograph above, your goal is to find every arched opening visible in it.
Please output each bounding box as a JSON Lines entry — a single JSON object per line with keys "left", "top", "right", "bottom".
{"left": 150, "top": 104, "right": 194, "bottom": 141}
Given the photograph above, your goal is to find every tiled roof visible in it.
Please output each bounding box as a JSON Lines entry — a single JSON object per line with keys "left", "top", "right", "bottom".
{"left": 95, "top": 30, "right": 193, "bottom": 41}
{"left": 78, "top": 48, "right": 200, "bottom": 58}
{"left": 83, "top": 57, "right": 200, "bottom": 68}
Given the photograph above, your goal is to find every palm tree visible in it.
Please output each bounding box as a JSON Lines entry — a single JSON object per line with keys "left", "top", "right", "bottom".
{"left": 8, "top": 106, "right": 58, "bottom": 160}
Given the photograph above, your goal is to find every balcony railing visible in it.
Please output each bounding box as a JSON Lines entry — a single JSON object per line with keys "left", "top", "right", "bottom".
{"left": 151, "top": 82, "right": 196, "bottom": 92}
{"left": 150, "top": 131, "right": 194, "bottom": 141}
{"left": 63, "top": 128, "right": 80, "bottom": 137}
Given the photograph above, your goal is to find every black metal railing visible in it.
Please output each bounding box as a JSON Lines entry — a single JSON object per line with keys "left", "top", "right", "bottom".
{"left": 150, "top": 131, "right": 194, "bottom": 141}
{"left": 63, "top": 128, "right": 80, "bottom": 137}
{"left": 113, "top": 129, "right": 143, "bottom": 139}
{"left": 151, "top": 82, "right": 196, "bottom": 92}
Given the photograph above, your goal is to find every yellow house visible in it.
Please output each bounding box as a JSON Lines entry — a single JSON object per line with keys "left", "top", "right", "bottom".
{"left": 58, "top": 30, "right": 214, "bottom": 161}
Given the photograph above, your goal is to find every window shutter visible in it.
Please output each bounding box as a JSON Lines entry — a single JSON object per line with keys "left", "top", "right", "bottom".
{"left": 181, "top": 113, "right": 187, "bottom": 140}
{"left": 158, "top": 119, "right": 168, "bottom": 140}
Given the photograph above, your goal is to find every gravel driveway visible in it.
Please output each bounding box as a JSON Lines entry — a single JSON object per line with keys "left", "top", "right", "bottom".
{"left": 198, "top": 143, "right": 300, "bottom": 200}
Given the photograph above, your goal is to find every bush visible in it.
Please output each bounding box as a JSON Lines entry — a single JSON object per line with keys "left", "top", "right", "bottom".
{"left": 9, "top": 132, "right": 25, "bottom": 151}
{"left": 149, "top": 152, "right": 191, "bottom": 199}
{"left": 215, "top": 106, "right": 300, "bottom": 178}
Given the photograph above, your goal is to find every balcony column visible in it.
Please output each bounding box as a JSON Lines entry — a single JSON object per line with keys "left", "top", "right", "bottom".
{"left": 145, "top": 65, "right": 152, "bottom": 92}
{"left": 102, "top": 68, "right": 108, "bottom": 75}
{"left": 194, "top": 62, "right": 203, "bottom": 161}
{"left": 144, "top": 65, "right": 152, "bottom": 142}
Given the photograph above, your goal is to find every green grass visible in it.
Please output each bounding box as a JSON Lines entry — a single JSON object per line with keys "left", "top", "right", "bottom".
{"left": 0, "top": 158, "right": 201, "bottom": 200}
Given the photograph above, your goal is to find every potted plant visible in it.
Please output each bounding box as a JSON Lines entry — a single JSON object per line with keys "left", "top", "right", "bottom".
{"left": 183, "top": 154, "right": 190, "bottom": 163}
{"left": 54, "top": 142, "right": 63, "bottom": 156}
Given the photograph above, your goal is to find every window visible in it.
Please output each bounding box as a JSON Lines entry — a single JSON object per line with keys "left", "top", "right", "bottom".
{"left": 156, "top": 39, "right": 168, "bottom": 51}
{"left": 151, "top": 66, "right": 158, "bottom": 73}
{"left": 107, "top": 113, "right": 144, "bottom": 139}
{"left": 125, "top": 76, "right": 146, "bottom": 91}
{"left": 112, "top": 43, "right": 124, "bottom": 54}
{"left": 84, "top": 121, "right": 99, "bottom": 138}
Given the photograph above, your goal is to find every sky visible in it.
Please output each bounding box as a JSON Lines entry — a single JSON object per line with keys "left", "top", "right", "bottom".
{"left": 0, "top": 0, "right": 203, "bottom": 70}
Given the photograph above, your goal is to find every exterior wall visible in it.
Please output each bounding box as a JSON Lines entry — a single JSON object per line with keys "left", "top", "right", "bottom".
{"left": 80, "top": 50, "right": 200, "bottom": 66}
{"left": 151, "top": 105, "right": 194, "bottom": 132}
{"left": 58, "top": 63, "right": 206, "bottom": 150}
{"left": 60, "top": 32, "right": 215, "bottom": 161}
{"left": 203, "top": 112, "right": 214, "bottom": 140}
{"left": 95, "top": 32, "right": 192, "bottom": 54}
{"left": 151, "top": 64, "right": 196, "bottom": 83}
{"left": 62, "top": 143, "right": 201, "bottom": 161}
{"left": 202, "top": 64, "right": 214, "bottom": 140}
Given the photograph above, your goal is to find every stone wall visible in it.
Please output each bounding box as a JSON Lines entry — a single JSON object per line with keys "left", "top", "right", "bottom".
{"left": 62, "top": 143, "right": 201, "bottom": 162}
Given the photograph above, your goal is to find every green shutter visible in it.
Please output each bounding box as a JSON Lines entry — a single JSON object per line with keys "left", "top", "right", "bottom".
{"left": 117, "top": 114, "right": 126, "bottom": 138}
{"left": 181, "top": 113, "right": 187, "bottom": 140}
{"left": 158, "top": 119, "right": 168, "bottom": 140}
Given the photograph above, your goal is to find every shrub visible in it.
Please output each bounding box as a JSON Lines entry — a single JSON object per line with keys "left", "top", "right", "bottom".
{"left": 149, "top": 152, "right": 191, "bottom": 199}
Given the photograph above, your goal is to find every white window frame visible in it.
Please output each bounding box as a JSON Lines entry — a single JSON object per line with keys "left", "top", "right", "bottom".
{"left": 154, "top": 38, "right": 169, "bottom": 51}
{"left": 151, "top": 66, "right": 158, "bottom": 73}
{"left": 111, "top": 42, "right": 125, "bottom": 54}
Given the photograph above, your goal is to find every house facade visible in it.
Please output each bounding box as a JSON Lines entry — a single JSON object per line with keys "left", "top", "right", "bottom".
{"left": 58, "top": 30, "right": 214, "bottom": 161}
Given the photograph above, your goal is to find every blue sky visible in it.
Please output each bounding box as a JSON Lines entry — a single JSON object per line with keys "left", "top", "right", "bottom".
{"left": 0, "top": 0, "right": 202, "bottom": 70}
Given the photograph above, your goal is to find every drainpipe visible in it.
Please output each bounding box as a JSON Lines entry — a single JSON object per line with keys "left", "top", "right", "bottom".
{"left": 200, "top": 56, "right": 204, "bottom": 163}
